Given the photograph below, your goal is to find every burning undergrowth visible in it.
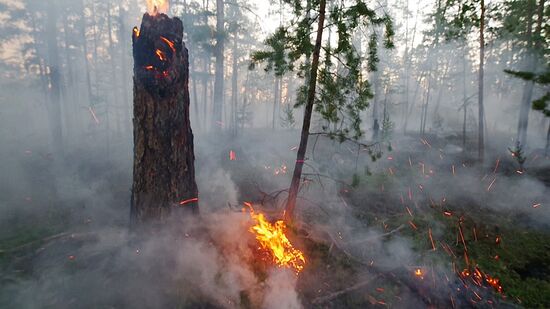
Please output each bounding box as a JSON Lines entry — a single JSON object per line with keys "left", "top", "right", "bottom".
{"left": 2, "top": 131, "right": 550, "bottom": 308}
{"left": 1, "top": 208, "right": 306, "bottom": 308}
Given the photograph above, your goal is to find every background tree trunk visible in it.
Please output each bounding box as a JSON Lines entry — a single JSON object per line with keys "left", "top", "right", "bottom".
{"left": 231, "top": 35, "right": 238, "bottom": 135}
{"left": 131, "top": 13, "right": 198, "bottom": 225}
{"left": 46, "top": 2, "right": 65, "bottom": 159}
{"left": 516, "top": 0, "right": 545, "bottom": 148}
{"left": 213, "top": 0, "right": 224, "bottom": 130}
{"left": 478, "top": 0, "right": 485, "bottom": 162}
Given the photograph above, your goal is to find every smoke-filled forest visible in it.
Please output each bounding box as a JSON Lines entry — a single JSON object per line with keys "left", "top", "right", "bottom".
{"left": 0, "top": 0, "right": 549, "bottom": 307}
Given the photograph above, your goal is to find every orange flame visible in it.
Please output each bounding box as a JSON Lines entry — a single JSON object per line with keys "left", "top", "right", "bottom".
{"left": 247, "top": 204, "right": 305, "bottom": 273}
{"left": 133, "top": 27, "right": 140, "bottom": 38}
{"left": 414, "top": 268, "right": 424, "bottom": 279}
{"left": 146, "top": 0, "right": 169, "bottom": 15}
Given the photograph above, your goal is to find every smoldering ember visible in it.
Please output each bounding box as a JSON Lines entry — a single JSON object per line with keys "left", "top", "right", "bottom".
{"left": 0, "top": 0, "right": 549, "bottom": 308}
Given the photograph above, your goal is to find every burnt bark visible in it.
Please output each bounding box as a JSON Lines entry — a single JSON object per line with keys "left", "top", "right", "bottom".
{"left": 131, "top": 13, "right": 198, "bottom": 225}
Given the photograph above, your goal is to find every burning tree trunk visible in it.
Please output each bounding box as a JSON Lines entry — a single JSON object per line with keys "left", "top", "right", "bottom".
{"left": 131, "top": 12, "right": 198, "bottom": 225}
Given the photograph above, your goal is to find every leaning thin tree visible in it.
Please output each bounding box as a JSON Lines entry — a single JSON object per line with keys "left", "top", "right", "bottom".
{"left": 130, "top": 3, "right": 198, "bottom": 225}
{"left": 251, "top": 0, "right": 394, "bottom": 222}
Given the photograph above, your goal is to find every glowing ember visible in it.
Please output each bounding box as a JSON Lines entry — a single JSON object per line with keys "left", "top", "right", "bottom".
{"left": 493, "top": 158, "right": 500, "bottom": 173}
{"left": 88, "top": 106, "right": 100, "bottom": 124}
{"left": 485, "top": 274, "right": 503, "bottom": 293}
{"left": 428, "top": 228, "right": 436, "bottom": 251}
{"left": 133, "top": 27, "right": 140, "bottom": 38}
{"left": 414, "top": 268, "right": 424, "bottom": 279}
{"left": 179, "top": 197, "right": 198, "bottom": 205}
{"left": 229, "top": 150, "right": 236, "bottom": 161}
{"left": 160, "top": 36, "right": 176, "bottom": 53}
{"left": 247, "top": 204, "right": 306, "bottom": 273}
{"left": 486, "top": 177, "right": 496, "bottom": 191}
{"left": 274, "top": 164, "right": 287, "bottom": 175}
{"left": 460, "top": 267, "right": 503, "bottom": 294}
{"left": 146, "top": 0, "right": 169, "bottom": 15}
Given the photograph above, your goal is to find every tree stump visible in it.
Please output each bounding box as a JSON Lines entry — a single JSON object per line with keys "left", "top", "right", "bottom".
{"left": 130, "top": 13, "right": 198, "bottom": 225}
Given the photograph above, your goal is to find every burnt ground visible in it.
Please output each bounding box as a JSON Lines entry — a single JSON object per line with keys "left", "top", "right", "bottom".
{"left": 1, "top": 129, "right": 549, "bottom": 308}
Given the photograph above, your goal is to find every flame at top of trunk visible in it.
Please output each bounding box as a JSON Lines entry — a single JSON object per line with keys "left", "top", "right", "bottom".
{"left": 146, "top": 0, "right": 169, "bottom": 15}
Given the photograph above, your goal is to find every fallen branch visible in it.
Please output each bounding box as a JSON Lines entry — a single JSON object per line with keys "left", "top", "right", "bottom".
{"left": 342, "top": 224, "right": 405, "bottom": 245}
{"left": 311, "top": 274, "right": 381, "bottom": 304}
{"left": 0, "top": 232, "right": 72, "bottom": 254}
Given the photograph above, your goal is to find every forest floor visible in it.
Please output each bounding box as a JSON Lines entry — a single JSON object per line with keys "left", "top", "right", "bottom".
{"left": 1, "top": 129, "right": 549, "bottom": 308}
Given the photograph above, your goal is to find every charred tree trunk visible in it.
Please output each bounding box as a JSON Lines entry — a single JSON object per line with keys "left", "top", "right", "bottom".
{"left": 131, "top": 13, "right": 199, "bottom": 225}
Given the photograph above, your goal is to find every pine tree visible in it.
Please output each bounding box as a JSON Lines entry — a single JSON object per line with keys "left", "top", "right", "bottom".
{"left": 251, "top": 0, "right": 394, "bottom": 221}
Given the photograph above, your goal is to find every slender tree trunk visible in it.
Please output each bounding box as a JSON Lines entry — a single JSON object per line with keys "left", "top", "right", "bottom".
{"left": 30, "top": 13, "right": 49, "bottom": 108}
{"left": 118, "top": 3, "right": 131, "bottom": 134}
{"left": 462, "top": 46, "right": 468, "bottom": 149}
{"left": 285, "top": 0, "right": 326, "bottom": 222}
{"left": 231, "top": 36, "right": 238, "bottom": 135}
{"left": 91, "top": 1, "right": 100, "bottom": 87}
{"left": 478, "top": 0, "right": 485, "bottom": 162}
{"left": 62, "top": 10, "right": 75, "bottom": 144}
{"left": 192, "top": 76, "right": 200, "bottom": 129}
{"left": 201, "top": 0, "right": 210, "bottom": 129}
{"left": 272, "top": 77, "right": 281, "bottom": 129}
{"left": 546, "top": 121, "right": 550, "bottom": 156}
{"left": 46, "top": 2, "right": 65, "bottom": 159}
{"left": 131, "top": 13, "right": 198, "bottom": 225}
{"left": 516, "top": 0, "right": 545, "bottom": 148}
{"left": 372, "top": 71, "right": 381, "bottom": 140}
{"left": 402, "top": 0, "right": 409, "bottom": 132}
{"left": 107, "top": 2, "right": 121, "bottom": 136}
{"left": 432, "top": 61, "right": 449, "bottom": 118}
{"left": 79, "top": 0, "right": 93, "bottom": 106}
{"left": 516, "top": 0, "right": 534, "bottom": 147}
{"left": 213, "top": 0, "right": 224, "bottom": 130}
{"left": 202, "top": 59, "right": 210, "bottom": 128}
{"left": 403, "top": 12, "right": 419, "bottom": 133}
{"left": 421, "top": 80, "right": 430, "bottom": 135}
